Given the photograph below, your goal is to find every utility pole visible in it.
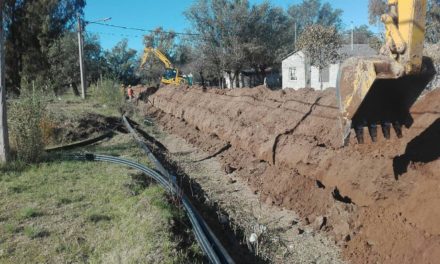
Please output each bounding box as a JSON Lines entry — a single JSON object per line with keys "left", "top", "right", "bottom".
{"left": 0, "top": 4, "right": 10, "bottom": 163}
{"left": 294, "top": 22, "right": 297, "bottom": 46}
{"left": 77, "top": 14, "right": 86, "bottom": 99}
{"left": 351, "top": 21, "right": 354, "bottom": 51}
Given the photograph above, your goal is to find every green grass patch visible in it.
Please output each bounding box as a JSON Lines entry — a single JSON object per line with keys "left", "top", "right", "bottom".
{"left": 0, "top": 92, "right": 202, "bottom": 263}
{"left": 19, "top": 208, "right": 43, "bottom": 219}
{"left": 23, "top": 226, "right": 50, "bottom": 239}
{"left": 0, "top": 154, "right": 201, "bottom": 263}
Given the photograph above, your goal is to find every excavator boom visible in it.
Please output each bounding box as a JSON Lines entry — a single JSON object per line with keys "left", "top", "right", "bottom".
{"left": 337, "top": 0, "right": 436, "bottom": 145}
{"left": 140, "top": 47, "right": 187, "bottom": 86}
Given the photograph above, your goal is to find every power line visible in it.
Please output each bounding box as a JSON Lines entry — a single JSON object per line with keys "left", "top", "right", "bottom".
{"left": 86, "top": 21, "right": 199, "bottom": 36}
{"left": 88, "top": 31, "right": 144, "bottom": 38}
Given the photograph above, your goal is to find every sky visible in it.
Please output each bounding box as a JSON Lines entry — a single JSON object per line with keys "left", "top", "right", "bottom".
{"left": 85, "top": 0, "right": 377, "bottom": 52}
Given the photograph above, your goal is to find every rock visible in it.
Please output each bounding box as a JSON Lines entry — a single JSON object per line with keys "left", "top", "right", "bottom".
{"left": 249, "top": 233, "right": 258, "bottom": 243}
{"left": 227, "top": 177, "right": 237, "bottom": 184}
{"left": 333, "top": 221, "right": 350, "bottom": 241}
{"left": 314, "top": 216, "right": 327, "bottom": 230}
{"left": 305, "top": 217, "right": 311, "bottom": 225}
{"left": 266, "top": 196, "right": 274, "bottom": 205}
{"left": 224, "top": 164, "right": 236, "bottom": 174}
{"left": 218, "top": 212, "right": 229, "bottom": 225}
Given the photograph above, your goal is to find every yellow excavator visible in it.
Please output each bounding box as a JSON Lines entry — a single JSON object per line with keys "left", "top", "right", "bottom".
{"left": 337, "top": 0, "right": 436, "bottom": 144}
{"left": 140, "top": 47, "right": 187, "bottom": 85}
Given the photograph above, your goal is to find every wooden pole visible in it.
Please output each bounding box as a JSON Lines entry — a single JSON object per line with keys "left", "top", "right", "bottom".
{"left": 0, "top": 4, "right": 10, "bottom": 163}
{"left": 77, "top": 14, "right": 86, "bottom": 99}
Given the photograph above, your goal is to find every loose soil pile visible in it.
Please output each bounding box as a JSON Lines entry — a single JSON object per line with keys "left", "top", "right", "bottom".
{"left": 51, "top": 113, "right": 124, "bottom": 144}
{"left": 141, "top": 85, "right": 439, "bottom": 264}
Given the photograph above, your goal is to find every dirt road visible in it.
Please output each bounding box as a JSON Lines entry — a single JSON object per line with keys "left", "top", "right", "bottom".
{"left": 140, "top": 85, "right": 440, "bottom": 263}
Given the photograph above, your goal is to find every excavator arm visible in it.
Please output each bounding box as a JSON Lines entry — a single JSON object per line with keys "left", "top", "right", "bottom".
{"left": 140, "top": 47, "right": 187, "bottom": 86}
{"left": 382, "top": 0, "right": 427, "bottom": 75}
{"left": 337, "top": 0, "right": 436, "bottom": 145}
{"left": 141, "top": 47, "right": 173, "bottom": 69}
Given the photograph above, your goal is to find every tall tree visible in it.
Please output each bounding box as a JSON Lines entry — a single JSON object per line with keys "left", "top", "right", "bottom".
{"left": 3, "top": 0, "right": 85, "bottom": 93}
{"left": 287, "top": 0, "right": 343, "bottom": 35}
{"left": 368, "top": 0, "right": 387, "bottom": 26}
{"left": 343, "top": 24, "right": 383, "bottom": 50}
{"left": 296, "top": 24, "right": 342, "bottom": 88}
{"left": 244, "top": 3, "right": 291, "bottom": 82}
{"left": 185, "top": 0, "right": 250, "bottom": 87}
{"left": 47, "top": 32, "right": 105, "bottom": 95}
{"left": 186, "top": 0, "right": 291, "bottom": 87}
{"left": 104, "top": 39, "right": 139, "bottom": 85}
{"left": 426, "top": 0, "right": 440, "bottom": 43}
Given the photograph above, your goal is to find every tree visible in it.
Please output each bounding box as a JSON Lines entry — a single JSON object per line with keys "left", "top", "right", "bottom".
{"left": 47, "top": 32, "right": 105, "bottom": 95}
{"left": 368, "top": 0, "right": 387, "bottom": 26}
{"left": 244, "top": 3, "right": 291, "bottom": 83}
{"left": 104, "top": 39, "right": 139, "bottom": 85}
{"left": 288, "top": 0, "right": 343, "bottom": 35}
{"left": 185, "top": 0, "right": 250, "bottom": 87}
{"left": 186, "top": 0, "right": 291, "bottom": 87}
{"left": 426, "top": 0, "right": 440, "bottom": 43}
{"left": 343, "top": 24, "right": 383, "bottom": 50}
{"left": 3, "top": 0, "right": 86, "bottom": 94}
{"left": 296, "top": 24, "right": 342, "bottom": 88}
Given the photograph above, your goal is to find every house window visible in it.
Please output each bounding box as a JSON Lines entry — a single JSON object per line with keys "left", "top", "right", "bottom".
{"left": 289, "top": 67, "right": 297, "bottom": 80}
{"left": 319, "top": 66, "right": 330, "bottom": 83}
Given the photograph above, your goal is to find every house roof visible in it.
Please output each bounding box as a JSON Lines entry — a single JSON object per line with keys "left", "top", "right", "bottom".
{"left": 282, "top": 44, "right": 377, "bottom": 61}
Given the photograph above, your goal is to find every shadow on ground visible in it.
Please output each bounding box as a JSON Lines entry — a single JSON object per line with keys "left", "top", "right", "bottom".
{"left": 393, "top": 118, "right": 440, "bottom": 179}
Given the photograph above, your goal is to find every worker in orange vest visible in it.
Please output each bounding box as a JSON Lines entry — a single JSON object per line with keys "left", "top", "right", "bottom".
{"left": 127, "top": 85, "right": 134, "bottom": 101}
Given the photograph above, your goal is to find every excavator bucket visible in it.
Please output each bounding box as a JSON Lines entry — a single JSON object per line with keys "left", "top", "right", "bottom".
{"left": 336, "top": 56, "right": 435, "bottom": 145}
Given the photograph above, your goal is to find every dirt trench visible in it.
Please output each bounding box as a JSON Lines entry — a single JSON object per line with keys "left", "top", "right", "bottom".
{"left": 139, "top": 85, "right": 440, "bottom": 264}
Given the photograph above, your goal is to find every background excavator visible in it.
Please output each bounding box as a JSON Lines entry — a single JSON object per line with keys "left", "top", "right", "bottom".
{"left": 140, "top": 47, "right": 188, "bottom": 85}
{"left": 337, "top": 0, "right": 436, "bottom": 144}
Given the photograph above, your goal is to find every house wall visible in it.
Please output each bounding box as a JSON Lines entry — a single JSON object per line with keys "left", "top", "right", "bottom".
{"left": 310, "top": 63, "right": 340, "bottom": 90}
{"left": 282, "top": 51, "right": 306, "bottom": 89}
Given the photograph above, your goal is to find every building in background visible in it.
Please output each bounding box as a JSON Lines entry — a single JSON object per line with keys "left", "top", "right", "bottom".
{"left": 223, "top": 68, "right": 281, "bottom": 89}
{"left": 282, "top": 44, "right": 377, "bottom": 90}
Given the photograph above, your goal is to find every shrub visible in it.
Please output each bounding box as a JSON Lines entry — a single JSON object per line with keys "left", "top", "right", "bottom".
{"left": 8, "top": 90, "right": 47, "bottom": 163}
{"left": 93, "top": 79, "right": 126, "bottom": 112}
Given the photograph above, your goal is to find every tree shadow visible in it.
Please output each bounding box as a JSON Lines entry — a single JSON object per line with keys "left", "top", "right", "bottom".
{"left": 393, "top": 118, "right": 440, "bottom": 179}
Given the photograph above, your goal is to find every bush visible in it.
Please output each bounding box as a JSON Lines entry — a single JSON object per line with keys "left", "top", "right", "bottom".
{"left": 8, "top": 90, "right": 47, "bottom": 163}
{"left": 93, "top": 79, "right": 126, "bottom": 111}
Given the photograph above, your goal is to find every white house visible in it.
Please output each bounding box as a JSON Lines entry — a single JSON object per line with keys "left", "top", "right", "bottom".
{"left": 282, "top": 44, "right": 377, "bottom": 90}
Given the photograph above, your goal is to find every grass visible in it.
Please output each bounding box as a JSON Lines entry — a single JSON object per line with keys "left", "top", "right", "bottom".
{"left": 0, "top": 91, "right": 203, "bottom": 263}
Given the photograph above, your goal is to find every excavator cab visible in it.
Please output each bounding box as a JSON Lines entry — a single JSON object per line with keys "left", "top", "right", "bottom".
{"left": 337, "top": 0, "right": 436, "bottom": 145}
{"left": 161, "top": 68, "right": 187, "bottom": 85}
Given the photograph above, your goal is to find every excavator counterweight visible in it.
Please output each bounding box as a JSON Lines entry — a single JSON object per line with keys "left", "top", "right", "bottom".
{"left": 337, "top": 0, "right": 436, "bottom": 144}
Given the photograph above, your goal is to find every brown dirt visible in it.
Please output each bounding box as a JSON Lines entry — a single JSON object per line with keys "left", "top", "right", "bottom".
{"left": 140, "top": 85, "right": 440, "bottom": 264}
{"left": 51, "top": 113, "right": 124, "bottom": 144}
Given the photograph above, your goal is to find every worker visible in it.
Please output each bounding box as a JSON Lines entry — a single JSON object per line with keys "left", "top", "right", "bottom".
{"left": 127, "top": 85, "right": 134, "bottom": 101}
{"left": 188, "top": 72, "right": 194, "bottom": 86}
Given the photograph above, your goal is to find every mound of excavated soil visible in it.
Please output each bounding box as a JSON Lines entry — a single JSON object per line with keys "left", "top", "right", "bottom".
{"left": 141, "top": 85, "right": 440, "bottom": 264}
{"left": 52, "top": 113, "right": 124, "bottom": 144}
